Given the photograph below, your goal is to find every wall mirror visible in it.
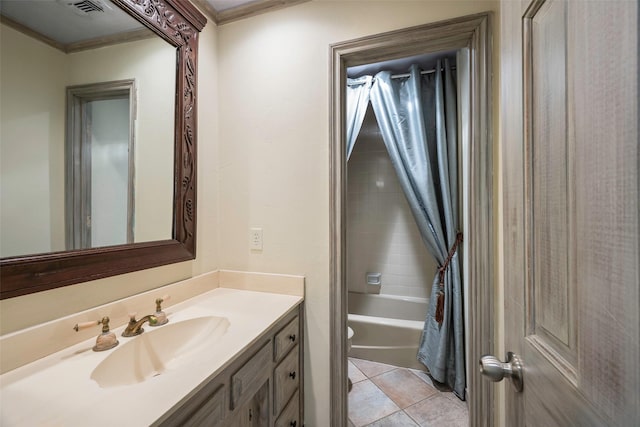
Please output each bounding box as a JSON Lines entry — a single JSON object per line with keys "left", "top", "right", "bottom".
{"left": 0, "top": 0, "right": 206, "bottom": 299}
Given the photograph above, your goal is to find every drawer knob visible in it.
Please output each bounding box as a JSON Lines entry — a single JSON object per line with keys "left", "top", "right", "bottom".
{"left": 290, "top": 421, "right": 297, "bottom": 427}
{"left": 289, "top": 371, "right": 296, "bottom": 380}
{"left": 289, "top": 334, "right": 296, "bottom": 342}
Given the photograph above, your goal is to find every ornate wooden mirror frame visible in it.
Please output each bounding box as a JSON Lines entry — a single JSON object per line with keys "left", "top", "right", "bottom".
{"left": 0, "top": 0, "right": 206, "bottom": 299}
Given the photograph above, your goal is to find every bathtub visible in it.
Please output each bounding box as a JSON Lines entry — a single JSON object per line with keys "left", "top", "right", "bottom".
{"left": 347, "top": 292, "right": 428, "bottom": 370}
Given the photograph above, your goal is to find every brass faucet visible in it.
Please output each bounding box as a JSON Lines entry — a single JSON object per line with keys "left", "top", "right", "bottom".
{"left": 122, "top": 313, "right": 158, "bottom": 337}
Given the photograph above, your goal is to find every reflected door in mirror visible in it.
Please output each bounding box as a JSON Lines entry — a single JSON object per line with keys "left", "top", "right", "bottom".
{"left": 66, "top": 83, "right": 135, "bottom": 250}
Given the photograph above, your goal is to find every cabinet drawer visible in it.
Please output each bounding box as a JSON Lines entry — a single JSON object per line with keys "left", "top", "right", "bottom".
{"left": 231, "top": 342, "right": 272, "bottom": 410}
{"left": 182, "top": 385, "right": 226, "bottom": 427}
{"left": 274, "top": 390, "right": 300, "bottom": 427}
{"left": 274, "top": 316, "right": 299, "bottom": 362}
{"left": 273, "top": 345, "right": 299, "bottom": 415}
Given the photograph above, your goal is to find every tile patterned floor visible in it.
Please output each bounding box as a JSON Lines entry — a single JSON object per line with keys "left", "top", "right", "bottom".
{"left": 348, "top": 358, "right": 469, "bottom": 427}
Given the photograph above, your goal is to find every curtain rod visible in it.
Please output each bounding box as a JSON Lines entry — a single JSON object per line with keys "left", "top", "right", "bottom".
{"left": 348, "top": 66, "right": 456, "bottom": 84}
{"left": 391, "top": 65, "right": 457, "bottom": 79}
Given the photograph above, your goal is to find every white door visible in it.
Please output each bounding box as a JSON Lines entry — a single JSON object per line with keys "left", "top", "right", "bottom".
{"left": 498, "top": 0, "right": 638, "bottom": 425}
{"left": 66, "top": 82, "right": 135, "bottom": 251}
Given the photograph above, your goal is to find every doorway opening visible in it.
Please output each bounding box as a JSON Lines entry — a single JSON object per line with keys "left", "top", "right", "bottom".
{"left": 345, "top": 51, "right": 467, "bottom": 426}
{"left": 65, "top": 80, "right": 136, "bottom": 250}
{"left": 330, "top": 13, "right": 494, "bottom": 427}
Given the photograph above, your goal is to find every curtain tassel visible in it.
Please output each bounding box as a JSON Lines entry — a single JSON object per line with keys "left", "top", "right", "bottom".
{"left": 435, "top": 289, "right": 445, "bottom": 324}
{"left": 435, "top": 232, "right": 463, "bottom": 326}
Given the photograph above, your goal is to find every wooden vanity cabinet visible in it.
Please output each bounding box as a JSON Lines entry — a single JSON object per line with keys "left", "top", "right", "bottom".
{"left": 155, "top": 304, "right": 303, "bottom": 427}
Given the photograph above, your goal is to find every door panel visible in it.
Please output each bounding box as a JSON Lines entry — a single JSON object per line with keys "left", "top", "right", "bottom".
{"left": 502, "top": 0, "right": 639, "bottom": 425}
{"left": 529, "top": 0, "right": 572, "bottom": 351}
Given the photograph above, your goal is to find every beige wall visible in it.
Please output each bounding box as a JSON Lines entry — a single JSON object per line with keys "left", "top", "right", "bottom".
{"left": 1, "top": 1, "right": 502, "bottom": 425}
{"left": 0, "top": 24, "right": 67, "bottom": 257}
{"left": 217, "top": 1, "right": 499, "bottom": 424}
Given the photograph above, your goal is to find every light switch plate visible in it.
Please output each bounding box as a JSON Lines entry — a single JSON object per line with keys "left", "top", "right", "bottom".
{"left": 249, "top": 228, "right": 263, "bottom": 251}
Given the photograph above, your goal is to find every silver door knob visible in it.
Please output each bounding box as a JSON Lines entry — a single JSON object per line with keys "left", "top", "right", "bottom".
{"left": 479, "top": 352, "right": 523, "bottom": 392}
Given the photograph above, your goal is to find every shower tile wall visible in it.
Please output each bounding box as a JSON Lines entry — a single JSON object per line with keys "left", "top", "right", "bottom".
{"left": 347, "top": 107, "right": 437, "bottom": 299}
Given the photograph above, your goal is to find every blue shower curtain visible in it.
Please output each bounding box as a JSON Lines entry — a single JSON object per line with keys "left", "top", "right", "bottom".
{"left": 346, "top": 76, "right": 373, "bottom": 160}
{"left": 369, "top": 60, "right": 465, "bottom": 398}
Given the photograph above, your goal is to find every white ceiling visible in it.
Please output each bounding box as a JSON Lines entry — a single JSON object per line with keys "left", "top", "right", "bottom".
{"left": 0, "top": 0, "right": 297, "bottom": 45}
{"left": 208, "top": 0, "right": 257, "bottom": 12}
{"left": 0, "top": 0, "right": 147, "bottom": 46}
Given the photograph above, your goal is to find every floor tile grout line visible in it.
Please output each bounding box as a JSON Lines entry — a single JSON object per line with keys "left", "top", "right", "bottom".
{"left": 349, "top": 357, "right": 400, "bottom": 379}
{"left": 369, "top": 378, "right": 401, "bottom": 416}
{"left": 368, "top": 375, "right": 408, "bottom": 411}
{"left": 349, "top": 378, "right": 401, "bottom": 426}
{"left": 371, "top": 370, "right": 441, "bottom": 411}
{"left": 369, "top": 374, "right": 433, "bottom": 423}
{"left": 361, "top": 408, "right": 404, "bottom": 427}
{"left": 366, "top": 367, "right": 400, "bottom": 381}
{"left": 348, "top": 358, "right": 468, "bottom": 427}
{"left": 403, "top": 408, "right": 422, "bottom": 427}
{"left": 352, "top": 391, "right": 465, "bottom": 427}
{"left": 404, "top": 391, "right": 442, "bottom": 410}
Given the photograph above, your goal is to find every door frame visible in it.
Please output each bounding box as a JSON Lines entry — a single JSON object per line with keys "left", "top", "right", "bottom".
{"left": 65, "top": 79, "right": 136, "bottom": 250}
{"left": 329, "top": 13, "right": 494, "bottom": 427}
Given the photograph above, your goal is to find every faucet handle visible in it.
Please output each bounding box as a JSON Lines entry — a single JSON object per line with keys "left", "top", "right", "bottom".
{"left": 152, "top": 295, "right": 171, "bottom": 326}
{"left": 73, "top": 320, "right": 100, "bottom": 332}
{"left": 155, "top": 295, "right": 171, "bottom": 310}
{"left": 73, "top": 316, "right": 119, "bottom": 351}
{"left": 73, "top": 316, "right": 112, "bottom": 333}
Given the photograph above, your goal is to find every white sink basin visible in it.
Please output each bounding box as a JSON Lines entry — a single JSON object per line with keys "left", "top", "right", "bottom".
{"left": 91, "top": 316, "right": 230, "bottom": 388}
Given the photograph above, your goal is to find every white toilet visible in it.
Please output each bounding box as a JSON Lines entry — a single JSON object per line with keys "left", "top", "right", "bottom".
{"left": 347, "top": 326, "right": 354, "bottom": 392}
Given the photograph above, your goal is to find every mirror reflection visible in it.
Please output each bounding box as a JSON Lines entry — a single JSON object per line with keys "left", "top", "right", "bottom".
{"left": 0, "top": 0, "right": 176, "bottom": 258}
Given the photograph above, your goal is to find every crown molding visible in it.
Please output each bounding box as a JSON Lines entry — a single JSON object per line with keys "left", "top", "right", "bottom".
{"left": 190, "top": 0, "right": 309, "bottom": 25}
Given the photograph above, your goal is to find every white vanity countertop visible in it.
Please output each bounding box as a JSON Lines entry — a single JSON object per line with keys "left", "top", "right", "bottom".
{"left": 0, "top": 287, "right": 302, "bottom": 426}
